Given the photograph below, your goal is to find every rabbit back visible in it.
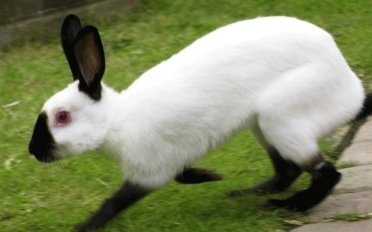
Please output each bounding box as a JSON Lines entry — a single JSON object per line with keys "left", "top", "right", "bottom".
{"left": 106, "top": 16, "right": 363, "bottom": 188}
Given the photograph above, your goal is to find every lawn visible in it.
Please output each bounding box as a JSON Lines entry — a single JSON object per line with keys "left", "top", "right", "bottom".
{"left": 1, "top": 0, "right": 371, "bottom": 231}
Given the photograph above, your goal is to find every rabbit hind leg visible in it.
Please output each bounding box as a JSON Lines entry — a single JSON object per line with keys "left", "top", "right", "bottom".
{"left": 229, "top": 123, "right": 302, "bottom": 197}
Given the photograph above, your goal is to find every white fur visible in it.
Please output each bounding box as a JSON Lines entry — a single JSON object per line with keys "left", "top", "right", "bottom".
{"left": 43, "top": 16, "right": 364, "bottom": 189}
{"left": 43, "top": 82, "right": 118, "bottom": 156}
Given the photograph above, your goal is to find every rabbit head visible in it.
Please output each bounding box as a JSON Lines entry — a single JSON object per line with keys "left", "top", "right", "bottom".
{"left": 29, "top": 15, "right": 117, "bottom": 162}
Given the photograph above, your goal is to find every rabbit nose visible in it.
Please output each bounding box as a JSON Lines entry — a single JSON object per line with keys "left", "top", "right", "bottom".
{"left": 28, "top": 141, "right": 37, "bottom": 156}
{"left": 29, "top": 112, "right": 56, "bottom": 162}
{"left": 28, "top": 140, "right": 56, "bottom": 163}
{"left": 29, "top": 142, "right": 35, "bottom": 155}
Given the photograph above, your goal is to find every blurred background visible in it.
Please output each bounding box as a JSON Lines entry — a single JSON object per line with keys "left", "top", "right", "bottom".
{"left": 1, "top": 0, "right": 135, "bottom": 51}
{"left": 1, "top": 0, "right": 371, "bottom": 231}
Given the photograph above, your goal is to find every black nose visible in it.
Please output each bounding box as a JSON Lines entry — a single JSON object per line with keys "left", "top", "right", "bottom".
{"left": 29, "top": 112, "right": 56, "bottom": 162}
{"left": 29, "top": 141, "right": 36, "bottom": 155}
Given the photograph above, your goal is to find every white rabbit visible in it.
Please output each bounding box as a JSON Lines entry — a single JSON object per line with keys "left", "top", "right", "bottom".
{"left": 29, "top": 14, "right": 369, "bottom": 231}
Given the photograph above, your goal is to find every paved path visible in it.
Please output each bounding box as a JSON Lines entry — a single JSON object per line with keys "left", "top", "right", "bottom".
{"left": 291, "top": 117, "right": 372, "bottom": 232}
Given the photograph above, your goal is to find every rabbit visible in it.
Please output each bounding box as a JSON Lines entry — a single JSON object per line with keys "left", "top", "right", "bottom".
{"left": 29, "top": 14, "right": 370, "bottom": 231}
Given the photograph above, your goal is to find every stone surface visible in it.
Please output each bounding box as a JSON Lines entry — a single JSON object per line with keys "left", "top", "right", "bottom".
{"left": 334, "top": 165, "right": 372, "bottom": 193}
{"left": 338, "top": 117, "right": 372, "bottom": 165}
{"left": 338, "top": 142, "right": 372, "bottom": 165}
{"left": 291, "top": 219, "right": 372, "bottom": 232}
{"left": 306, "top": 191, "right": 372, "bottom": 222}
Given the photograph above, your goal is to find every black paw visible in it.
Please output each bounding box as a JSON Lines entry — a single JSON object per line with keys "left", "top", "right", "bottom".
{"left": 228, "top": 189, "right": 249, "bottom": 198}
{"left": 74, "top": 223, "right": 95, "bottom": 232}
{"left": 248, "top": 183, "right": 284, "bottom": 195}
{"left": 228, "top": 187, "right": 266, "bottom": 197}
{"left": 228, "top": 181, "right": 285, "bottom": 198}
{"left": 264, "top": 199, "right": 309, "bottom": 212}
{"left": 175, "top": 168, "right": 222, "bottom": 184}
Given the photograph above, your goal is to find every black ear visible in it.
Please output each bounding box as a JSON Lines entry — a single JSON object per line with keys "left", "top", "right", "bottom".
{"left": 73, "top": 26, "right": 105, "bottom": 100}
{"left": 60, "top": 14, "right": 82, "bottom": 80}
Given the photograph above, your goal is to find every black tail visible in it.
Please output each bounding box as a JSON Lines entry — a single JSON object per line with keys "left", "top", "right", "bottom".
{"left": 355, "top": 93, "right": 372, "bottom": 120}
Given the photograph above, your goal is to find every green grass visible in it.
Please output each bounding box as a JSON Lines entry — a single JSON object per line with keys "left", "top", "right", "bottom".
{"left": 1, "top": 0, "right": 371, "bottom": 231}
{"left": 336, "top": 161, "right": 360, "bottom": 169}
{"left": 330, "top": 213, "right": 372, "bottom": 222}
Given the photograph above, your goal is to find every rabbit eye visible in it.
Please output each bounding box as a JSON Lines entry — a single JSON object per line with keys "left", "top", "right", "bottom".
{"left": 55, "top": 110, "right": 71, "bottom": 125}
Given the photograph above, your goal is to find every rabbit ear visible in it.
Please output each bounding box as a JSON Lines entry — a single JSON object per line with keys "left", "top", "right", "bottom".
{"left": 60, "top": 14, "right": 82, "bottom": 81}
{"left": 73, "top": 26, "right": 105, "bottom": 100}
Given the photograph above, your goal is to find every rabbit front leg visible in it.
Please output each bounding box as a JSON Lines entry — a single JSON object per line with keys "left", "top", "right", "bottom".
{"left": 175, "top": 167, "right": 222, "bottom": 184}
{"left": 76, "top": 181, "right": 151, "bottom": 232}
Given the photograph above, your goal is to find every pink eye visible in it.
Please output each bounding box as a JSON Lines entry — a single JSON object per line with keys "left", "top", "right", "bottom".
{"left": 55, "top": 110, "right": 71, "bottom": 125}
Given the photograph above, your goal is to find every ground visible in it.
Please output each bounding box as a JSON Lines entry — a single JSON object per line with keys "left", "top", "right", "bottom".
{"left": 0, "top": 0, "right": 371, "bottom": 231}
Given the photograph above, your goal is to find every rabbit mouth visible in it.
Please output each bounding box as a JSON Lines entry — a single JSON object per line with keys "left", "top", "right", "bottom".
{"left": 33, "top": 151, "right": 57, "bottom": 163}
{"left": 29, "top": 112, "right": 57, "bottom": 163}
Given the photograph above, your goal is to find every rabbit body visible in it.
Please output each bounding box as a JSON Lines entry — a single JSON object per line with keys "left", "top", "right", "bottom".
{"left": 29, "top": 15, "right": 368, "bottom": 230}
{"left": 103, "top": 16, "right": 363, "bottom": 188}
